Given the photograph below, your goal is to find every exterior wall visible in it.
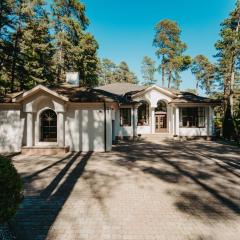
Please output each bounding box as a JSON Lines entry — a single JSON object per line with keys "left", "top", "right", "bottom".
{"left": 137, "top": 125, "right": 151, "bottom": 134}
{"left": 65, "top": 105, "right": 112, "bottom": 152}
{"left": 0, "top": 108, "right": 24, "bottom": 152}
{"left": 179, "top": 128, "right": 208, "bottom": 137}
{"left": 114, "top": 108, "right": 134, "bottom": 138}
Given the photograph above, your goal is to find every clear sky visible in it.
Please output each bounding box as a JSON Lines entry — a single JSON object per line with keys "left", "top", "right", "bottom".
{"left": 80, "top": 0, "right": 236, "bottom": 92}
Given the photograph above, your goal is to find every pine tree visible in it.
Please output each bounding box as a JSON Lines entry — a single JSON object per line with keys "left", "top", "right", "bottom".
{"left": 52, "top": 0, "right": 98, "bottom": 87}
{"left": 215, "top": 0, "right": 240, "bottom": 101}
{"left": 116, "top": 61, "right": 138, "bottom": 84}
{"left": 0, "top": 1, "right": 15, "bottom": 94}
{"left": 19, "top": 0, "right": 55, "bottom": 89}
{"left": 98, "top": 58, "right": 117, "bottom": 85}
{"left": 215, "top": 0, "right": 240, "bottom": 139}
{"left": 141, "top": 56, "right": 156, "bottom": 85}
{"left": 153, "top": 19, "right": 190, "bottom": 88}
{"left": 191, "top": 55, "right": 216, "bottom": 95}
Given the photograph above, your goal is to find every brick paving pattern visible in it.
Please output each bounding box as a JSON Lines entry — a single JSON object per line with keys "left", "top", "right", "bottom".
{"left": 10, "top": 140, "right": 240, "bottom": 240}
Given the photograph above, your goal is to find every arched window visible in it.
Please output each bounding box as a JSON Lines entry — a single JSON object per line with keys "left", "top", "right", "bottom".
{"left": 40, "top": 109, "right": 57, "bottom": 142}
{"left": 138, "top": 101, "right": 149, "bottom": 126}
{"left": 155, "top": 100, "right": 167, "bottom": 113}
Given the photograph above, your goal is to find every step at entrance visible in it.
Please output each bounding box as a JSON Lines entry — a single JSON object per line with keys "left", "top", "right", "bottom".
{"left": 139, "top": 134, "right": 172, "bottom": 142}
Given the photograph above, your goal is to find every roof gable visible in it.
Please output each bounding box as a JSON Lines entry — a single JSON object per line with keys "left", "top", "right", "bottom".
{"left": 131, "top": 85, "right": 177, "bottom": 99}
{"left": 13, "top": 85, "right": 69, "bottom": 103}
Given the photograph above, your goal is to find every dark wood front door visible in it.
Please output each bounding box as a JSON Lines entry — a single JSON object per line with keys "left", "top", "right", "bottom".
{"left": 155, "top": 114, "right": 167, "bottom": 133}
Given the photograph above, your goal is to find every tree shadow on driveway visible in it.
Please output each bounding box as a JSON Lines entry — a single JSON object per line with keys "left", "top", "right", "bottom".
{"left": 10, "top": 152, "right": 92, "bottom": 240}
{"left": 112, "top": 140, "right": 240, "bottom": 221}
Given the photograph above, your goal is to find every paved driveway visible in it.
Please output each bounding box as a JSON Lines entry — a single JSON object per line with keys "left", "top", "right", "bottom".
{"left": 11, "top": 140, "right": 240, "bottom": 240}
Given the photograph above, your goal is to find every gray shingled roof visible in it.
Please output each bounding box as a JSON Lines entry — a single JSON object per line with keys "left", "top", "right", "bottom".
{"left": 0, "top": 83, "right": 220, "bottom": 105}
{"left": 172, "top": 92, "right": 221, "bottom": 104}
{"left": 96, "top": 83, "right": 146, "bottom": 96}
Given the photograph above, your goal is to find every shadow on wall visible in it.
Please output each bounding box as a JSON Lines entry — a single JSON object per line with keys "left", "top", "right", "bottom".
{"left": 66, "top": 109, "right": 105, "bottom": 151}
{"left": 0, "top": 111, "right": 23, "bottom": 152}
{"left": 11, "top": 152, "right": 92, "bottom": 240}
{"left": 111, "top": 139, "right": 240, "bottom": 220}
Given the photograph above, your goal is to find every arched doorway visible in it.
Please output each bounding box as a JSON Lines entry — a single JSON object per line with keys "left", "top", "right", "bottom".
{"left": 40, "top": 109, "right": 57, "bottom": 142}
{"left": 155, "top": 100, "right": 167, "bottom": 133}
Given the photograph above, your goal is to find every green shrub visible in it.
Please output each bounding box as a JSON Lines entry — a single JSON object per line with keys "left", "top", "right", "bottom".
{"left": 0, "top": 155, "right": 23, "bottom": 224}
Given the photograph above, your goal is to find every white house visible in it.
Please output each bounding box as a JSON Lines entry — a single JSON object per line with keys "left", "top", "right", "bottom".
{"left": 0, "top": 82, "right": 218, "bottom": 154}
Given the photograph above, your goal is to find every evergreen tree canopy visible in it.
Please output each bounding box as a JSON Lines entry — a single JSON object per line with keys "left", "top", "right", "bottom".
{"left": 141, "top": 56, "right": 156, "bottom": 85}
{"left": 153, "top": 19, "right": 190, "bottom": 89}
{"left": 98, "top": 59, "right": 138, "bottom": 86}
{"left": 215, "top": 0, "right": 240, "bottom": 97}
{"left": 0, "top": 0, "right": 99, "bottom": 93}
{"left": 52, "top": 0, "right": 98, "bottom": 87}
{"left": 191, "top": 55, "right": 216, "bottom": 95}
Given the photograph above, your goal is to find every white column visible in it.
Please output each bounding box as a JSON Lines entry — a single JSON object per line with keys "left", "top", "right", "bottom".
{"left": 57, "top": 112, "right": 65, "bottom": 147}
{"left": 106, "top": 109, "right": 112, "bottom": 151}
{"left": 172, "top": 107, "right": 175, "bottom": 136}
{"left": 26, "top": 112, "right": 33, "bottom": 147}
{"left": 175, "top": 107, "right": 180, "bottom": 136}
{"left": 151, "top": 107, "right": 155, "bottom": 134}
{"left": 167, "top": 106, "right": 171, "bottom": 134}
{"left": 208, "top": 106, "right": 213, "bottom": 136}
{"left": 133, "top": 107, "right": 138, "bottom": 138}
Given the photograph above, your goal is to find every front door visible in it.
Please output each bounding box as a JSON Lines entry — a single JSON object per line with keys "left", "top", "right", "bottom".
{"left": 155, "top": 114, "right": 167, "bottom": 133}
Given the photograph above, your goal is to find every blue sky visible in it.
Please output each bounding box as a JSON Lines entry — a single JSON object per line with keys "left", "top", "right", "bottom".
{"left": 80, "top": 0, "right": 236, "bottom": 91}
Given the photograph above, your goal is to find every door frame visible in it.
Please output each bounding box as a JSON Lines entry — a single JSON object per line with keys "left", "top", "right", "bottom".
{"left": 155, "top": 112, "right": 168, "bottom": 133}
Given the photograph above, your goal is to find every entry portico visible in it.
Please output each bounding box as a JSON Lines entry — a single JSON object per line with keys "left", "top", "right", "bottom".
{"left": 132, "top": 85, "right": 174, "bottom": 135}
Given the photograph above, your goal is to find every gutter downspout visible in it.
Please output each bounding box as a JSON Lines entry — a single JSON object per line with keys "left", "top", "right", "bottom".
{"left": 104, "top": 101, "right": 107, "bottom": 152}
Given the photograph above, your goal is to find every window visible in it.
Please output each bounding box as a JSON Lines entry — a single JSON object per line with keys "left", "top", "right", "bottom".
{"left": 155, "top": 100, "right": 167, "bottom": 113}
{"left": 120, "top": 108, "right": 131, "bottom": 126}
{"left": 180, "top": 107, "right": 205, "bottom": 128}
{"left": 40, "top": 109, "right": 57, "bottom": 142}
{"left": 138, "top": 101, "right": 149, "bottom": 126}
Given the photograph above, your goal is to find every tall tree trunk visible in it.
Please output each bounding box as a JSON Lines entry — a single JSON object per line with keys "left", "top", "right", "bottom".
{"left": 168, "top": 70, "right": 172, "bottom": 88}
{"left": 57, "top": 47, "right": 62, "bottom": 83}
{"left": 0, "top": 1, "right": 3, "bottom": 33}
{"left": 162, "top": 66, "right": 165, "bottom": 87}
{"left": 196, "top": 80, "right": 199, "bottom": 95}
{"left": 10, "top": 26, "right": 21, "bottom": 92}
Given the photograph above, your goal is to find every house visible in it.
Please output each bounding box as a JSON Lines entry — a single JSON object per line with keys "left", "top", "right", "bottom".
{"left": 0, "top": 82, "right": 218, "bottom": 154}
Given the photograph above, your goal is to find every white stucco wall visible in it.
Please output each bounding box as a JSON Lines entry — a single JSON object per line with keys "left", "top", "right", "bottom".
{"left": 66, "top": 107, "right": 112, "bottom": 152}
{"left": 137, "top": 125, "right": 151, "bottom": 134}
{"left": 179, "top": 127, "right": 208, "bottom": 136}
{"left": 0, "top": 109, "right": 24, "bottom": 152}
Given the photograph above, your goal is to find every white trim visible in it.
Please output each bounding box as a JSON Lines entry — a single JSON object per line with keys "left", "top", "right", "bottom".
{"left": 132, "top": 85, "right": 176, "bottom": 99}
{"left": 13, "top": 85, "right": 69, "bottom": 102}
{"left": 35, "top": 108, "right": 58, "bottom": 146}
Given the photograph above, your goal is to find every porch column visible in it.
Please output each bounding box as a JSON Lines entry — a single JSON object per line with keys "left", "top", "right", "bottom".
{"left": 26, "top": 112, "right": 33, "bottom": 147}
{"left": 133, "top": 107, "right": 138, "bottom": 138}
{"left": 208, "top": 106, "right": 213, "bottom": 137}
{"left": 151, "top": 107, "right": 155, "bottom": 134}
{"left": 57, "top": 112, "right": 65, "bottom": 147}
{"left": 175, "top": 107, "right": 180, "bottom": 136}
{"left": 172, "top": 107, "right": 175, "bottom": 136}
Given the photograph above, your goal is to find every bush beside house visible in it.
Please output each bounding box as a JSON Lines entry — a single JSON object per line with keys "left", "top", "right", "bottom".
{"left": 0, "top": 155, "right": 23, "bottom": 224}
